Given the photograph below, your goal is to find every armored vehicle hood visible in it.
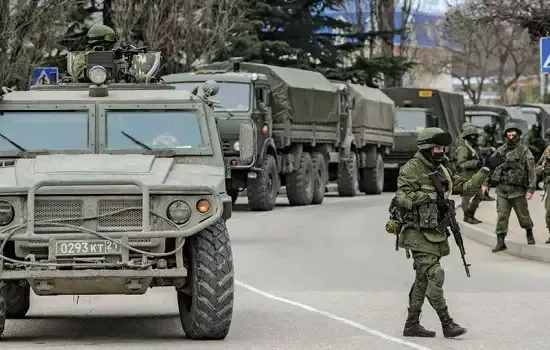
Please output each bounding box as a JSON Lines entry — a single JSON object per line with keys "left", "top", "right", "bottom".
{"left": 0, "top": 154, "right": 224, "bottom": 192}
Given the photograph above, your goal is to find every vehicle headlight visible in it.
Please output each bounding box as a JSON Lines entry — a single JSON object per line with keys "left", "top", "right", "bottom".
{"left": 88, "top": 66, "right": 107, "bottom": 85}
{"left": 233, "top": 141, "right": 240, "bottom": 151}
{"left": 166, "top": 200, "right": 192, "bottom": 225}
{"left": 0, "top": 201, "right": 14, "bottom": 226}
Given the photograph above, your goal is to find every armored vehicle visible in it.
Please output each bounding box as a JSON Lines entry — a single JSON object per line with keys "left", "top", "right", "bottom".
{"left": 465, "top": 104, "right": 528, "bottom": 144}
{"left": 381, "top": 88, "right": 465, "bottom": 190}
{"left": 163, "top": 58, "right": 370, "bottom": 211}
{"left": 0, "top": 48, "right": 256, "bottom": 339}
{"left": 330, "top": 81, "right": 395, "bottom": 194}
{"left": 508, "top": 103, "right": 550, "bottom": 132}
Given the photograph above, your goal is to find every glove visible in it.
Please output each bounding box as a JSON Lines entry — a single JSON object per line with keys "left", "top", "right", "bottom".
{"left": 476, "top": 159, "right": 483, "bottom": 169}
{"left": 484, "top": 152, "right": 506, "bottom": 171}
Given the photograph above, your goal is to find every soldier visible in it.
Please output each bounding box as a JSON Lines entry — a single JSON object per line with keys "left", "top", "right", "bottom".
{"left": 522, "top": 123, "right": 545, "bottom": 162}
{"left": 450, "top": 122, "right": 475, "bottom": 171}
{"left": 479, "top": 124, "right": 498, "bottom": 149}
{"left": 482, "top": 123, "right": 537, "bottom": 252}
{"left": 456, "top": 126, "right": 484, "bottom": 224}
{"left": 395, "top": 127, "right": 504, "bottom": 338}
{"left": 73, "top": 24, "right": 118, "bottom": 81}
{"left": 535, "top": 146, "right": 550, "bottom": 244}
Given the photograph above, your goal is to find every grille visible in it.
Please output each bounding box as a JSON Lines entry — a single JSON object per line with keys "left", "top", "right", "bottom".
{"left": 98, "top": 199, "right": 144, "bottom": 228}
{"left": 222, "top": 140, "right": 231, "bottom": 152}
{"left": 35, "top": 200, "right": 84, "bottom": 226}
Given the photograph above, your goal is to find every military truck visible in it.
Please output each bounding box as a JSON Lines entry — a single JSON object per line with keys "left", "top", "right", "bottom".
{"left": 380, "top": 88, "right": 465, "bottom": 191}
{"left": 330, "top": 81, "right": 395, "bottom": 194}
{"left": 0, "top": 48, "right": 256, "bottom": 339}
{"left": 508, "top": 103, "right": 550, "bottom": 132}
{"left": 163, "top": 58, "right": 375, "bottom": 211}
{"left": 465, "top": 104, "right": 528, "bottom": 144}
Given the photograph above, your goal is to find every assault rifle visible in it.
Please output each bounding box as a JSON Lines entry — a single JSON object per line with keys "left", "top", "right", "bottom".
{"left": 428, "top": 170, "right": 471, "bottom": 277}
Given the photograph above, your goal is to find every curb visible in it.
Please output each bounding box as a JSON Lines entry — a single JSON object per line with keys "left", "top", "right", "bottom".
{"left": 238, "top": 183, "right": 340, "bottom": 197}
{"left": 460, "top": 220, "right": 550, "bottom": 264}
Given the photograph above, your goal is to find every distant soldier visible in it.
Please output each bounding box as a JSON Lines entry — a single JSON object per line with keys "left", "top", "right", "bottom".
{"left": 479, "top": 124, "right": 498, "bottom": 149}
{"left": 522, "top": 123, "right": 545, "bottom": 162}
{"left": 483, "top": 123, "right": 537, "bottom": 252}
{"left": 73, "top": 24, "right": 118, "bottom": 82}
{"left": 450, "top": 122, "right": 475, "bottom": 171}
{"left": 394, "top": 127, "right": 504, "bottom": 339}
{"left": 456, "top": 126, "right": 483, "bottom": 224}
{"left": 535, "top": 146, "right": 550, "bottom": 244}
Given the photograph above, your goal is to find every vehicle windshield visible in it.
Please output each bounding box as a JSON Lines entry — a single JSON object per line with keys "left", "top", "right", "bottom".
{"left": 0, "top": 111, "right": 89, "bottom": 151}
{"left": 520, "top": 110, "right": 539, "bottom": 129}
{"left": 106, "top": 110, "right": 204, "bottom": 150}
{"left": 172, "top": 82, "right": 251, "bottom": 112}
{"left": 468, "top": 115, "right": 493, "bottom": 128}
{"left": 394, "top": 109, "right": 427, "bottom": 132}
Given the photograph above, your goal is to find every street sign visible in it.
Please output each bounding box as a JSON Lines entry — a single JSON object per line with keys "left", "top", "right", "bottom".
{"left": 540, "top": 37, "right": 550, "bottom": 73}
{"left": 29, "top": 67, "right": 59, "bottom": 87}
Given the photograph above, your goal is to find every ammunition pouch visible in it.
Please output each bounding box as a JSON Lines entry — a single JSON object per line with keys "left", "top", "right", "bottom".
{"left": 417, "top": 202, "right": 440, "bottom": 229}
{"left": 385, "top": 219, "right": 402, "bottom": 234}
{"left": 491, "top": 155, "right": 526, "bottom": 186}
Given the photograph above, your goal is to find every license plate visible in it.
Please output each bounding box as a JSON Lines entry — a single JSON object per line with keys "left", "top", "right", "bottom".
{"left": 384, "top": 163, "right": 399, "bottom": 168}
{"left": 55, "top": 240, "right": 122, "bottom": 256}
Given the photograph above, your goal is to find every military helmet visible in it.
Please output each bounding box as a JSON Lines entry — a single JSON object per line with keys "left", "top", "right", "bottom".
{"left": 87, "top": 24, "right": 117, "bottom": 45}
{"left": 504, "top": 122, "right": 522, "bottom": 135}
{"left": 461, "top": 125, "right": 479, "bottom": 139}
{"left": 461, "top": 121, "right": 474, "bottom": 131}
{"left": 483, "top": 124, "right": 495, "bottom": 133}
{"left": 417, "top": 127, "right": 452, "bottom": 150}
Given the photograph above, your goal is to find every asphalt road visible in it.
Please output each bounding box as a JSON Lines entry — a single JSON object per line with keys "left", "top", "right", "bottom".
{"left": 3, "top": 192, "right": 550, "bottom": 349}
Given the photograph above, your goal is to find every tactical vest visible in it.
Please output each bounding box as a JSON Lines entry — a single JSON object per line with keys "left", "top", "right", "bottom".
{"left": 401, "top": 164, "right": 452, "bottom": 232}
{"left": 491, "top": 146, "right": 527, "bottom": 186}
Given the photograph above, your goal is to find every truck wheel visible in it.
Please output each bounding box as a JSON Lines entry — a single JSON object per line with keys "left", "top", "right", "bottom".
{"left": 286, "top": 152, "right": 314, "bottom": 205}
{"left": 311, "top": 152, "right": 327, "bottom": 205}
{"left": 247, "top": 154, "right": 278, "bottom": 211}
{"left": 0, "top": 282, "right": 6, "bottom": 336}
{"left": 227, "top": 189, "right": 239, "bottom": 205}
{"left": 6, "top": 282, "right": 29, "bottom": 319}
{"left": 337, "top": 152, "right": 358, "bottom": 197}
{"left": 178, "top": 220, "right": 234, "bottom": 340}
{"left": 361, "top": 153, "right": 384, "bottom": 194}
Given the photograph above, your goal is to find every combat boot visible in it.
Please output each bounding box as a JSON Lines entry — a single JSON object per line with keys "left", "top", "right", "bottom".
{"left": 546, "top": 230, "right": 550, "bottom": 244}
{"left": 403, "top": 307, "right": 436, "bottom": 337}
{"left": 492, "top": 234, "right": 507, "bottom": 253}
{"left": 437, "top": 306, "right": 467, "bottom": 338}
{"left": 526, "top": 229, "right": 535, "bottom": 245}
{"left": 463, "top": 216, "right": 477, "bottom": 224}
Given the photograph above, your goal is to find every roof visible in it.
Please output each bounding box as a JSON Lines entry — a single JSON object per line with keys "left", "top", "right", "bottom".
{"left": 163, "top": 72, "right": 268, "bottom": 84}
{"left": 1, "top": 89, "right": 196, "bottom": 103}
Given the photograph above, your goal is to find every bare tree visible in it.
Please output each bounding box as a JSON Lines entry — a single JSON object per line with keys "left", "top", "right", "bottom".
{"left": 0, "top": 0, "right": 75, "bottom": 89}
{"left": 110, "top": 0, "right": 245, "bottom": 73}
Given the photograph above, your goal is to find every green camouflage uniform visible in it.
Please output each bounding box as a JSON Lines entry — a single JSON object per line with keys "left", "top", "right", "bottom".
{"left": 395, "top": 127, "right": 498, "bottom": 339}
{"left": 455, "top": 126, "right": 483, "bottom": 223}
{"left": 535, "top": 145, "right": 550, "bottom": 244}
{"left": 71, "top": 24, "right": 117, "bottom": 82}
{"left": 478, "top": 125, "right": 498, "bottom": 149}
{"left": 522, "top": 124, "right": 545, "bottom": 162}
{"left": 487, "top": 123, "right": 536, "bottom": 251}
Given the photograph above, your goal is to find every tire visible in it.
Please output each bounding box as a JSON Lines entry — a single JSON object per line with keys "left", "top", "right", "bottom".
{"left": 0, "top": 282, "right": 6, "bottom": 337}
{"left": 311, "top": 152, "right": 327, "bottom": 205}
{"left": 6, "top": 282, "right": 29, "bottom": 319}
{"left": 178, "top": 220, "right": 234, "bottom": 340}
{"left": 247, "top": 154, "right": 278, "bottom": 211}
{"left": 286, "top": 152, "right": 314, "bottom": 206}
{"left": 337, "top": 152, "right": 358, "bottom": 197}
{"left": 227, "top": 189, "right": 238, "bottom": 205}
{"left": 360, "top": 153, "right": 384, "bottom": 194}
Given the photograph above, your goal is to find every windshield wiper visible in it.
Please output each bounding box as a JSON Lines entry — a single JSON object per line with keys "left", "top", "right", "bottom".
{"left": 0, "top": 132, "right": 25, "bottom": 151}
{"left": 121, "top": 131, "right": 152, "bottom": 150}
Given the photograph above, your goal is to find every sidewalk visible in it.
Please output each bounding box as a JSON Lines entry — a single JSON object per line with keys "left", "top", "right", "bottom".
{"left": 457, "top": 191, "right": 550, "bottom": 263}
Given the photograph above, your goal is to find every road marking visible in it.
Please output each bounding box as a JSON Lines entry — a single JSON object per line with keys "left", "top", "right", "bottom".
{"left": 235, "top": 280, "right": 434, "bottom": 350}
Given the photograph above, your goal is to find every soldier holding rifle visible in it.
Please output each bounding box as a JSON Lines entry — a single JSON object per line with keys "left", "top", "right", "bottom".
{"left": 386, "top": 127, "right": 504, "bottom": 339}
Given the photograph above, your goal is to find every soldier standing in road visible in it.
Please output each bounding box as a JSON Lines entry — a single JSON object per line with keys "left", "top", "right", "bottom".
{"left": 450, "top": 122, "right": 475, "bottom": 172}
{"left": 535, "top": 145, "right": 550, "bottom": 244}
{"left": 456, "top": 126, "right": 484, "bottom": 224}
{"left": 483, "top": 123, "right": 537, "bottom": 252}
{"left": 478, "top": 124, "right": 498, "bottom": 201}
{"left": 395, "top": 127, "right": 504, "bottom": 338}
{"left": 522, "top": 123, "right": 545, "bottom": 163}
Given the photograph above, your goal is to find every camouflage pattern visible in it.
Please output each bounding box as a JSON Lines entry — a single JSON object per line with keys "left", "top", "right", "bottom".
{"left": 479, "top": 124, "right": 498, "bottom": 148}
{"left": 396, "top": 149, "right": 488, "bottom": 329}
{"left": 522, "top": 123, "right": 545, "bottom": 161}
{"left": 71, "top": 52, "right": 160, "bottom": 83}
{"left": 456, "top": 126, "right": 483, "bottom": 221}
{"left": 535, "top": 145, "right": 550, "bottom": 243}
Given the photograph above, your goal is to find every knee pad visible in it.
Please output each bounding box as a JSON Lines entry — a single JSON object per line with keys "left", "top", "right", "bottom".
{"left": 434, "top": 267, "right": 445, "bottom": 287}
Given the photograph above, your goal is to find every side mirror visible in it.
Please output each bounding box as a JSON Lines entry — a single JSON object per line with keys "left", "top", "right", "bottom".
{"left": 239, "top": 120, "right": 257, "bottom": 165}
